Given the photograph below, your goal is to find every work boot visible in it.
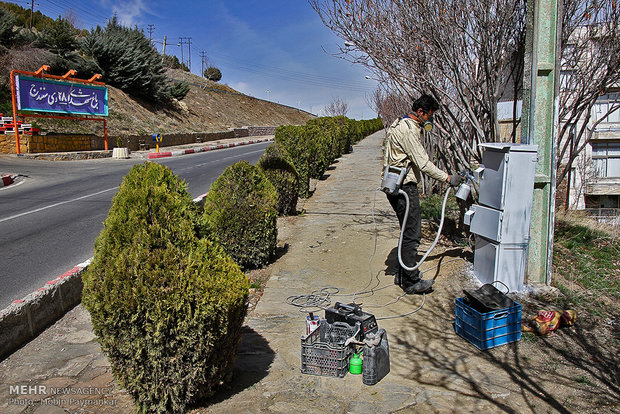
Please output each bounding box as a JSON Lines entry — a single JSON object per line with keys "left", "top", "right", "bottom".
{"left": 402, "top": 278, "right": 434, "bottom": 295}
{"left": 394, "top": 269, "right": 402, "bottom": 286}
{"left": 396, "top": 269, "right": 420, "bottom": 287}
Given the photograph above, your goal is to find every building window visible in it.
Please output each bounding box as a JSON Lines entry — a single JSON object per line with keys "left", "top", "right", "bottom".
{"left": 593, "top": 93, "right": 620, "bottom": 124}
{"left": 592, "top": 142, "right": 620, "bottom": 178}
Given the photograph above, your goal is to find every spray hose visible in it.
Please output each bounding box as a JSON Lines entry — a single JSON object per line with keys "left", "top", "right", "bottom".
{"left": 396, "top": 186, "right": 452, "bottom": 272}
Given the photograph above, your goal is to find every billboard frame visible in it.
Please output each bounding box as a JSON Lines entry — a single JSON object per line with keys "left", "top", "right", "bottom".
{"left": 9, "top": 65, "right": 108, "bottom": 154}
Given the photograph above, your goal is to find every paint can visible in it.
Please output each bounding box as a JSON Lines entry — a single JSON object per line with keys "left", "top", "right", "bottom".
{"left": 306, "top": 312, "right": 320, "bottom": 335}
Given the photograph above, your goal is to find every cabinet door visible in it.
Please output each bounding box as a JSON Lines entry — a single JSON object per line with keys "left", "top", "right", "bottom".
{"left": 473, "top": 237, "right": 498, "bottom": 286}
{"left": 469, "top": 205, "right": 503, "bottom": 243}
{"left": 478, "top": 151, "right": 507, "bottom": 210}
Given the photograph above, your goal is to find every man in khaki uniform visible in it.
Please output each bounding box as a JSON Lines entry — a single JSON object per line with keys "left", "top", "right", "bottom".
{"left": 383, "top": 94, "right": 461, "bottom": 294}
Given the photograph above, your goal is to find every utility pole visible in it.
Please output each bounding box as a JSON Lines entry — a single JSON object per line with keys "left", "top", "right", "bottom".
{"left": 200, "top": 51, "right": 208, "bottom": 77}
{"left": 158, "top": 35, "right": 176, "bottom": 55}
{"left": 147, "top": 24, "right": 155, "bottom": 44}
{"left": 521, "top": 0, "right": 562, "bottom": 285}
{"left": 186, "top": 37, "right": 192, "bottom": 72}
{"left": 30, "top": 0, "right": 34, "bottom": 29}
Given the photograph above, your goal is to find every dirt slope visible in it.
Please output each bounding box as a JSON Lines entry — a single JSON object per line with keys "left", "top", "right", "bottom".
{"left": 103, "top": 69, "right": 315, "bottom": 136}
{"left": 0, "top": 47, "right": 314, "bottom": 136}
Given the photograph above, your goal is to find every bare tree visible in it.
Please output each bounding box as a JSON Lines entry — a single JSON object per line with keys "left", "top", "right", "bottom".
{"left": 370, "top": 85, "right": 410, "bottom": 128}
{"left": 63, "top": 9, "right": 83, "bottom": 30}
{"left": 572, "top": 151, "right": 597, "bottom": 210}
{"left": 311, "top": 0, "right": 620, "bottom": 194}
{"left": 311, "top": 0, "right": 527, "bottom": 192}
{"left": 323, "top": 96, "right": 349, "bottom": 117}
{"left": 557, "top": 0, "right": 620, "bottom": 188}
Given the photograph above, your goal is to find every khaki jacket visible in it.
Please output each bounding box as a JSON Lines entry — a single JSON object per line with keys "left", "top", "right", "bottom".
{"left": 383, "top": 117, "right": 449, "bottom": 185}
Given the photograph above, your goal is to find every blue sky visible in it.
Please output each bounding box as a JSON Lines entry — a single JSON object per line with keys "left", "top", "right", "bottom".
{"left": 10, "top": 0, "right": 379, "bottom": 119}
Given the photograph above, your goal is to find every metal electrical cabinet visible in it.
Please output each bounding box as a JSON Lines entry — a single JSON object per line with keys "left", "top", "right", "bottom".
{"left": 464, "top": 143, "right": 538, "bottom": 291}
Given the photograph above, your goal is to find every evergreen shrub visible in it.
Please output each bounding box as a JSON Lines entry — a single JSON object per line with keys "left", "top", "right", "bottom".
{"left": 170, "top": 81, "right": 190, "bottom": 100}
{"left": 257, "top": 142, "right": 299, "bottom": 216}
{"left": 274, "top": 125, "right": 311, "bottom": 198}
{"left": 275, "top": 117, "right": 384, "bottom": 199}
{"left": 304, "top": 119, "right": 336, "bottom": 179}
{"left": 201, "top": 160, "right": 278, "bottom": 269}
{"left": 82, "top": 162, "right": 249, "bottom": 414}
{"left": 82, "top": 17, "right": 171, "bottom": 103}
{"left": 0, "top": 7, "right": 17, "bottom": 47}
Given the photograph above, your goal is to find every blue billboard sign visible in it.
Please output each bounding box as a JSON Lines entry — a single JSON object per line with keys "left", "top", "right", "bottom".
{"left": 15, "top": 75, "right": 108, "bottom": 116}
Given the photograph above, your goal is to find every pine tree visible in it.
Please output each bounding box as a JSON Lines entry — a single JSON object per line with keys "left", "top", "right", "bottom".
{"left": 0, "top": 7, "right": 17, "bottom": 48}
{"left": 38, "top": 16, "right": 78, "bottom": 57}
{"left": 82, "top": 17, "right": 171, "bottom": 103}
{"left": 204, "top": 66, "right": 222, "bottom": 82}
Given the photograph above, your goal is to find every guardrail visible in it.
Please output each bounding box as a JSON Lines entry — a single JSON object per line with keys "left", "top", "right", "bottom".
{"left": 583, "top": 208, "right": 620, "bottom": 226}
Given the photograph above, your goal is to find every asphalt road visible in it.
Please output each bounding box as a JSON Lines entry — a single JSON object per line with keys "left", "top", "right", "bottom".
{"left": 0, "top": 142, "right": 269, "bottom": 310}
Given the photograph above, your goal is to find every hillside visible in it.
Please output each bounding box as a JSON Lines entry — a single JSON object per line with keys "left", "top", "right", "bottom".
{"left": 102, "top": 69, "right": 315, "bottom": 136}
{"left": 0, "top": 47, "right": 315, "bottom": 137}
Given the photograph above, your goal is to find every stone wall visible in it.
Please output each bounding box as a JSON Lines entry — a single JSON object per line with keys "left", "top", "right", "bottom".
{"left": 248, "top": 126, "right": 277, "bottom": 136}
{"left": 27, "top": 134, "right": 93, "bottom": 153}
{"left": 0, "top": 134, "right": 27, "bottom": 154}
{"left": 116, "top": 130, "right": 237, "bottom": 151}
{"left": 0, "top": 126, "right": 278, "bottom": 154}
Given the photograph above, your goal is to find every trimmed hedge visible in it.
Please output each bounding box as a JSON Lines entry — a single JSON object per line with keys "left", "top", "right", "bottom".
{"left": 201, "top": 160, "right": 278, "bottom": 270}
{"left": 275, "top": 117, "right": 383, "bottom": 198}
{"left": 82, "top": 162, "right": 249, "bottom": 414}
{"left": 258, "top": 142, "right": 299, "bottom": 216}
{"left": 274, "top": 125, "right": 313, "bottom": 198}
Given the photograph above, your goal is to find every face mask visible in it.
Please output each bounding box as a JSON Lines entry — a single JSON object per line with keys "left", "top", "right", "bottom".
{"left": 416, "top": 110, "right": 434, "bottom": 132}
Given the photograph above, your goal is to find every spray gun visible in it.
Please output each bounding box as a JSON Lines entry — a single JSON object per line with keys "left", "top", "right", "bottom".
{"left": 455, "top": 169, "right": 481, "bottom": 202}
{"left": 455, "top": 170, "right": 473, "bottom": 201}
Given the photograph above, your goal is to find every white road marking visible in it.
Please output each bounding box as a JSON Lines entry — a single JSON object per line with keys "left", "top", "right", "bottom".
{"left": 0, "top": 187, "right": 118, "bottom": 224}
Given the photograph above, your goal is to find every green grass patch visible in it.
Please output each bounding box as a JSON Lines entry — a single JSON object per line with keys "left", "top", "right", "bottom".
{"left": 249, "top": 279, "right": 261, "bottom": 289}
{"left": 521, "top": 332, "right": 539, "bottom": 344}
{"left": 573, "top": 375, "right": 592, "bottom": 385}
{"left": 420, "top": 192, "right": 459, "bottom": 221}
{"left": 552, "top": 219, "right": 620, "bottom": 318}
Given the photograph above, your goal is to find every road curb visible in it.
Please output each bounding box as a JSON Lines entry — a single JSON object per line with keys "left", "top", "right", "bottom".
{"left": 1, "top": 174, "right": 14, "bottom": 187}
{"left": 147, "top": 137, "right": 273, "bottom": 159}
{"left": 0, "top": 260, "right": 90, "bottom": 360}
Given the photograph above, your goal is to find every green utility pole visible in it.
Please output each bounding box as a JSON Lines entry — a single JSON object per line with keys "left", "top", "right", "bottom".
{"left": 521, "top": 0, "right": 562, "bottom": 285}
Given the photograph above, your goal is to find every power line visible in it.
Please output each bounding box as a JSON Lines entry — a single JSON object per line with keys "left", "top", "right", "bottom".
{"left": 206, "top": 50, "right": 373, "bottom": 91}
{"left": 46, "top": 0, "right": 109, "bottom": 26}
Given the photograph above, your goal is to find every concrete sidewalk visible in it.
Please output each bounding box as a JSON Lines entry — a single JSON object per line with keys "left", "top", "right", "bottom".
{"left": 0, "top": 131, "right": 569, "bottom": 413}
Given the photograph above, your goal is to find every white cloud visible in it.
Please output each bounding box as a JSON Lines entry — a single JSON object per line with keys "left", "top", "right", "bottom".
{"left": 111, "top": 0, "right": 149, "bottom": 26}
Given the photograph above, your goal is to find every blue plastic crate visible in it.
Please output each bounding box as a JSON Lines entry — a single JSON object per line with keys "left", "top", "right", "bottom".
{"left": 454, "top": 297, "right": 522, "bottom": 350}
